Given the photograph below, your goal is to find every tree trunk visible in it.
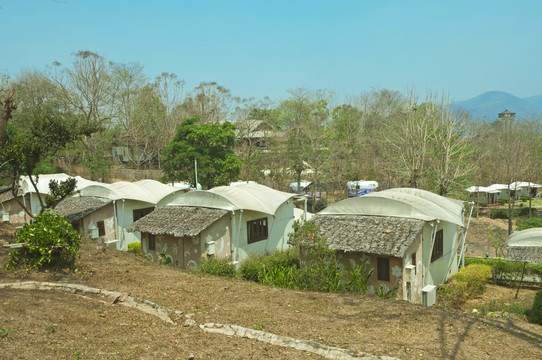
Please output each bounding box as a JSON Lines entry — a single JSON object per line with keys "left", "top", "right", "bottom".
{"left": 0, "top": 88, "right": 17, "bottom": 154}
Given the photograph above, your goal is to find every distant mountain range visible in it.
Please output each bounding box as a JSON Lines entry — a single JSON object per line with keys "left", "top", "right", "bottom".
{"left": 454, "top": 91, "right": 542, "bottom": 121}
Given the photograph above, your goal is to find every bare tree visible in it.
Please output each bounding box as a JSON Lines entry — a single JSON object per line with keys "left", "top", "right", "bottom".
{"left": 429, "top": 106, "right": 478, "bottom": 196}
{"left": 51, "top": 51, "right": 117, "bottom": 179}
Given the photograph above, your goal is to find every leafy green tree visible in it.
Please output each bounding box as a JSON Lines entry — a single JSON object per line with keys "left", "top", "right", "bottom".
{"left": 277, "top": 88, "right": 331, "bottom": 196}
{"left": 2, "top": 105, "right": 89, "bottom": 217}
{"left": 161, "top": 116, "right": 242, "bottom": 188}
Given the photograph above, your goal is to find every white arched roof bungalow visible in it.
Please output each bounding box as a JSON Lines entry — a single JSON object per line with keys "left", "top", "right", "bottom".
{"left": 70, "top": 180, "right": 187, "bottom": 250}
{"left": 129, "top": 183, "right": 299, "bottom": 268}
{"left": 1, "top": 173, "right": 102, "bottom": 223}
{"left": 314, "top": 188, "right": 469, "bottom": 305}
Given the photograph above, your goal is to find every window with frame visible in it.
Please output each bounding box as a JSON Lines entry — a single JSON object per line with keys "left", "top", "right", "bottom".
{"left": 377, "top": 257, "right": 390, "bottom": 281}
{"left": 411, "top": 252, "right": 417, "bottom": 275}
{"left": 148, "top": 233, "right": 156, "bottom": 251}
{"left": 133, "top": 207, "right": 154, "bottom": 222}
{"left": 247, "top": 217, "right": 268, "bottom": 244}
{"left": 97, "top": 221, "right": 105, "bottom": 237}
{"left": 431, "top": 229, "right": 444, "bottom": 262}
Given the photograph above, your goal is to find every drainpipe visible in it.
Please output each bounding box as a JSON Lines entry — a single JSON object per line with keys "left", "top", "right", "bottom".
{"left": 235, "top": 210, "right": 243, "bottom": 262}
{"left": 120, "top": 199, "right": 125, "bottom": 250}
{"left": 229, "top": 210, "right": 235, "bottom": 259}
{"left": 113, "top": 200, "right": 119, "bottom": 244}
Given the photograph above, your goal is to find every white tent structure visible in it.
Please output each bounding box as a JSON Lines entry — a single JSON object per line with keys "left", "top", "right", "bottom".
{"left": 506, "top": 228, "right": 542, "bottom": 264}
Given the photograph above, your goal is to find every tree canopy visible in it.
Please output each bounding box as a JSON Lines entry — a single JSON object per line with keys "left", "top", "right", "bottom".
{"left": 161, "top": 116, "right": 242, "bottom": 189}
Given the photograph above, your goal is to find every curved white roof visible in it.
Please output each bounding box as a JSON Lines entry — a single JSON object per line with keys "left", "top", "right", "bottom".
{"left": 166, "top": 183, "right": 296, "bottom": 215}
{"left": 509, "top": 182, "right": 542, "bottom": 190}
{"left": 78, "top": 179, "right": 183, "bottom": 204}
{"left": 320, "top": 188, "right": 466, "bottom": 226}
{"left": 506, "top": 228, "right": 542, "bottom": 247}
{"left": 19, "top": 173, "right": 102, "bottom": 195}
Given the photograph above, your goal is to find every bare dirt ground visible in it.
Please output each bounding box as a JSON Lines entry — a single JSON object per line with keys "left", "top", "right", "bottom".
{"left": 464, "top": 213, "right": 510, "bottom": 258}
{"left": 1, "top": 219, "right": 542, "bottom": 360}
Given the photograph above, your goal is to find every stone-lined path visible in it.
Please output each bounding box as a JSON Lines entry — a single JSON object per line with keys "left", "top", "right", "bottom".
{"left": 1, "top": 281, "right": 399, "bottom": 360}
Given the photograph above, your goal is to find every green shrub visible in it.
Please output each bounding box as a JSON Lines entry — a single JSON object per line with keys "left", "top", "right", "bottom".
{"left": 127, "top": 242, "right": 142, "bottom": 255}
{"left": 257, "top": 258, "right": 373, "bottom": 294}
{"left": 516, "top": 217, "right": 542, "bottom": 231}
{"left": 520, "top": 195, "right": 530, "bottom": 202}
{"left": 452, "top": 264, "right": 492, "bottom": 286}
{"left": 526, "top": 289, "right": 542, "bottom": 325}
{"left": 239, "top": 249, "right": 299, "bottom": 282}
{"left": 157, "top": 251, "right": 172, "bottom": 265}
{"left": 497, "top": 198, "right": 508, "bottom": 205}
{"left": 6, "top": 210, "right": 81, "bottom": 270}
{"left": 438, "top": 264, "right": 492, "bottom": 309}
{"left": 198, "top": 256, "right": 237, "bottom": 278}
{"left": 515, "top": 207, "right": 532, "bottom": 217}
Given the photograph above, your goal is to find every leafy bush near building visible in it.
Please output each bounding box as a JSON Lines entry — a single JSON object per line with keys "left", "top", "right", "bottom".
{"left": 438, "top": 264, "right": 492, "bottom": 309}
{"left": 127, "top": 242, "right": 142, "bottom": 255}
{"left": 5, "top": 210, "right": 81, "bottom": 270}
{"left": 238, "top": 249, "right": 299, "bottom": 282}
{"left": 197, "top": 257, "right": 237, "bottom": 278}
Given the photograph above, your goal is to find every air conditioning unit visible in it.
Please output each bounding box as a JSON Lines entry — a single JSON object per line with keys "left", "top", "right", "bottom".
{"left": 422, "top": 285, "right": 437, "bottom": 306}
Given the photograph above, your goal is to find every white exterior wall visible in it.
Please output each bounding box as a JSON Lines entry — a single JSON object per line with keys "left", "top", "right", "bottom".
{"left": 422, "top": 221, "right": 459, "bottom": 287}
{"left": 115, "top": 199, "right": 155, "bottom": 250}
{"left": 29, "top": 193, "right": 42, "bottom": 217}
{"left": 231, "top": 201, "right": 294, "bottom": 263}
{"left": 80, "top": 205, "right": 116, "bottom": 242}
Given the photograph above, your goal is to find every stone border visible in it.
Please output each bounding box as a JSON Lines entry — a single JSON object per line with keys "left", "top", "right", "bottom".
{"left": 0, "top": 281, "right": 399, "bottom": 360}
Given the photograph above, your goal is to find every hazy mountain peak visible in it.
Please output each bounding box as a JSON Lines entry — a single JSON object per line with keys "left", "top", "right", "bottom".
{"left": 454, "top": 91, "right": 542, "bottom": 121}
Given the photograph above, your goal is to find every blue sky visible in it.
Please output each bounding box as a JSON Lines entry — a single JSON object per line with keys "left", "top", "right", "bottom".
{"left": 1, "top": 0, "right": 541, "bottom": 103}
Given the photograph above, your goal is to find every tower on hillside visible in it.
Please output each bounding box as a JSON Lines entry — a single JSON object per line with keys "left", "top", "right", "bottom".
{"left": 498, "top": 109, "right": 516, "bottom": 121}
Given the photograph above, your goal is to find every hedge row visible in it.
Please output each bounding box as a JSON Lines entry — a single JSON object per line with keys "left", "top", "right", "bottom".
{"left": 464, "top": 257, "right": 542, "bottom": 284}
{"left": 489, "top": 206, "right": 534, "bottom": 219}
